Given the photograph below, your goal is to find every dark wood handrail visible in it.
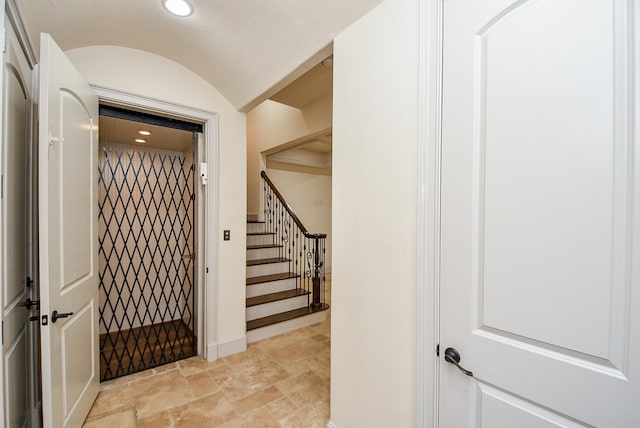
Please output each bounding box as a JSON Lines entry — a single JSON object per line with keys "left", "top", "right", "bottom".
{"left": 261, "top": 170, "right": 327, "bottom": 239}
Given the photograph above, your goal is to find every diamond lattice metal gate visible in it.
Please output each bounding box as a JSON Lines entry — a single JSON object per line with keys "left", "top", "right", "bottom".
{"left": 98, "top": 139, "right": 196, "bottom": 381}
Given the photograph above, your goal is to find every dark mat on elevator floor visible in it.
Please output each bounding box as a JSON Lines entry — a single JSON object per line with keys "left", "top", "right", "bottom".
{"left": 100, "top": 319, "right": 196, "bottom": 381}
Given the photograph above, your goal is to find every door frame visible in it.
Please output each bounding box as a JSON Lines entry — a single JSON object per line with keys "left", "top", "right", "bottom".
{"left": 416, "top": 0, "right": 442, "bottom": 426}
{"left": 92, "top": 85, "right": 219, "bottom": 362}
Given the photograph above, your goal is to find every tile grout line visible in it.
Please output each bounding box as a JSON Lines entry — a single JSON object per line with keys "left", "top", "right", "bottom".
{"left": 85, "top": 318, "right": 331, "bottom": 427}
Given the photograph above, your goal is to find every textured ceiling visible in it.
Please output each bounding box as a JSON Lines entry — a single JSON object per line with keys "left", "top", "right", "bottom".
{"left": 99, "top": 115, "right": 194, "bottom": 153}
{"left": 17, "top": 0, "right": 382, "bottom": 111}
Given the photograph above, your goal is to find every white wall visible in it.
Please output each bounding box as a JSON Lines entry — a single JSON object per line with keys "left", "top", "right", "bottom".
{"left": 265, "top": 168, "right": 332, "bottom": 273}
{"left": 246, "top": 95, "right": 332, "bottom": 218}
{"left": 66, "top": 46, "right": 247, "bottom": 357}
{"left": 331, "top": 0, "right": 419, "bottom": 426}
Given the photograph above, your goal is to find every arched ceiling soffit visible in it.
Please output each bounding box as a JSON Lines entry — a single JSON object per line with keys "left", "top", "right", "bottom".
{"left": 17, "top": 0, "right": 383, "bottom": 111}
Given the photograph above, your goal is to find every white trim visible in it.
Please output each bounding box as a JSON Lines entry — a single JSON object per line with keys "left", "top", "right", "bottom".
{"left": 90, "top": 85, "right": 220, "bottom": 363}
{"left": 417, "top": 0, "right": 443, "bottom": 427}
{"left": 0, "top": 6, "right": 6, "bottom": 428}
{"left": 206, "top": 343, "right": 219, "bottom": 362}
{"left": 327, "top": 421, "right": 339, "bottom": 428}
{"left": 196, "top": 131, "right": 205, "bottom": 360}
{"left": 216, "top": 335, "right": 247, "bottom": 358}
{"left": 5, "top": 0, "right": 36, "bottom": 67}
{"left": 267, "top": 154, "right": 331, "bottom": 169}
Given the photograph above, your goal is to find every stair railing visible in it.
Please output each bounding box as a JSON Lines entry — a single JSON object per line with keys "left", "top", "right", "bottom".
{"left": 261, "top": 171, "right": 328, "bottom": 310}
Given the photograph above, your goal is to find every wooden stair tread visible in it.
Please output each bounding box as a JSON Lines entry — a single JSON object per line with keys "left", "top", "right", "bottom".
{"left": 247, "top": 272, "right": 299, "bottom": 285}
{"left": 246, "top": 304, "right": 330, "bottom": 331}
{"left": 247, "top": 244, "right": 282, "bottom": 250}
{"left": 246, "top": 257, "right": 289, "bottom": 266}
{"left": 246, "top": 288, "right": 309, "bottom": 307}
{"left": 247, "top": 232, "right": 275, "bottom": 236}
{"left": 247, "top": 221, "right": 265, "bottom": 224}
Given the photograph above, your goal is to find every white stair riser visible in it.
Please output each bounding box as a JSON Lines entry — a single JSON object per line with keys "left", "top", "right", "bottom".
{"left": 247, "top": 262, "right": 290, "bottom": 277}
{"left": 247, "top": 247, "right": 281, "bottom": 261}
{"left": 247, "top": 309, "right": 330, "bottom": 343}
{"left": 246, "top": 278, "right": 297, "bottom": 298}
{"left": 247, "top": 223, "right": 265, "bottom": 234}
{"left": 247, "top": 234, "right": 275, "bottom": 246}
{"left": 246, "top": 295, "right": 309, "bottom": 321}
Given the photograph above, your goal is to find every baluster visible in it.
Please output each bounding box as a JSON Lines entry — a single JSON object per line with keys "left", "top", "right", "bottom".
{"left": 260, "top": 170, "right": 328, "bottom": 310}
{"left": 298, "top": 231, "right": 302, "bottom": 293}
{"left": 268, "top": 188, "right": 272, "bottom": 233}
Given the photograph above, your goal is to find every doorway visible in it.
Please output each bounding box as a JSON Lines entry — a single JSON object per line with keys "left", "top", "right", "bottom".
{"left": 97, "top": 105, "right": 202, "bottom": 381}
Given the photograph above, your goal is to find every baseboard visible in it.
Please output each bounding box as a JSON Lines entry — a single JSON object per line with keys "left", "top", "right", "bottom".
{"left": 327, "top": 421, "right": 338, "bottom": 428}
{"left": 206, "top": 335, "right": 247, "bottom": 361}
{"left": 217, "top": 335, "right": 247, "bottom": 358}
{"left": 206, "top": 343, "right": 219, "bottom": 362}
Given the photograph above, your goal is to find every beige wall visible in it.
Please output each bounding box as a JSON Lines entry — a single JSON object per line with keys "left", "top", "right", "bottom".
{"left": 265, "top": 168, "right": 332, "bottom": 273}
{"left": 66, "top": 46, "right": 247, "bottom": 357}
{"left": 331, "top": 0, "right": 419, "bottom": 425}
{"left": 246, "top": 95, "right": 332, "bottom": 218}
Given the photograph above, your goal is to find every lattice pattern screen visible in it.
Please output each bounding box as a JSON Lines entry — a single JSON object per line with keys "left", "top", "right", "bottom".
{"left": 98, "top": 142, "right": 195, "bottom": 381}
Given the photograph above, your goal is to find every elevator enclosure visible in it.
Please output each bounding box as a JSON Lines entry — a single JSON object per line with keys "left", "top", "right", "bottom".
{"left": 97, "top": 108, "right": 201, "bottom": 381}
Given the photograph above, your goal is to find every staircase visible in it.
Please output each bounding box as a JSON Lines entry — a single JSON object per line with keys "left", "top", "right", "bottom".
{"left": 245, "top": 172, "right": 330, "bottom": 342}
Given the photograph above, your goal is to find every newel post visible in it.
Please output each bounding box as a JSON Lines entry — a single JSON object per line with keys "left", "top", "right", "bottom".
{"left": 311, "top": 237, "right": 322, "bottom": 308}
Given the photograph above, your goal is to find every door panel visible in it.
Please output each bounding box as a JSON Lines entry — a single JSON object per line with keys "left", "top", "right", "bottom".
{"left": 39, "top": 33, "right": 99, "bottom": 428}
{"left": 61, "top": 92, "right": 93, "bottom": 287}
{"left": 476, "top": 384, "right": 583, "bottom": 428}
{"left": 439, "top": 0, "right": 639, "bottom": 426}
{"left": 477, "top": 0, "right": 619, "bottom": 360}
{"left": 5, "top": 330, "right": 27, "bottom": 428}
{"left": 60, "top": 302, "right": 95, "bottom": 416}
{"left": 4, "top": 64, "right": 28, "bottom": 305}
{"left": 2, "top": 18, "right": 33, "bottom": 428}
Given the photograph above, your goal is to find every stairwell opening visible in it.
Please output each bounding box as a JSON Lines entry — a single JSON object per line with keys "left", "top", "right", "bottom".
{"left": 97, "top": 105, "right": 203, "bottom": 381}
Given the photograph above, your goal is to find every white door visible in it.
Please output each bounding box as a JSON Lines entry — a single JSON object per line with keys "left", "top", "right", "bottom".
{"left": 439, "top": 0, "right": 639, "bottom": 426}
{"left": 38, "top": 33, "right": 99, "bottom": 427}
{"left": 1, "top": 18, "right": 34, "bottom": 428}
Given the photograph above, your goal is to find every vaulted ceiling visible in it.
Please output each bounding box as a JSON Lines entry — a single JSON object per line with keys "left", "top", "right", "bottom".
{"left": 17, "top": 0, "right": 382, "bottom": 111}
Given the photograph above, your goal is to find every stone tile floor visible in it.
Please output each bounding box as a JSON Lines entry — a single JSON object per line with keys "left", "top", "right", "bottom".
{"left": 83, "top": 318, "right": 331, "bottom": 427}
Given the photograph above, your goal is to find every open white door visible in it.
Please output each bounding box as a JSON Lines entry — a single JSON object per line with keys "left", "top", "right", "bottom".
{"left": 439, "top": 0, "right": 639, "bottom": 426}
{"left": 1, "top": 17, "right": 34, "bottom": 428}
{"left": 38, "top": 34, "right": 99, "bottom": 427}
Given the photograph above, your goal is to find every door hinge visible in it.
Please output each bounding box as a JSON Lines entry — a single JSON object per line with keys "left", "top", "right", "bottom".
{"left": 17, "top": 298, "right": 39, "bottom": 309}
{"left": 49, "top": 136, "right": 64, "bottom": 146}
{"left": 25, "top": 276, "right": 33, "bottom": 287}
{"left": 436, "top": 344, "right": 440, "bottom": 357}
{"left": 206, "top": 267, "right": 209, "bottom": 274}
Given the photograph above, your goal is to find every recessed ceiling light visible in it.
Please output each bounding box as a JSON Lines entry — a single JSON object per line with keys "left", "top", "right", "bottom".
{"left": 163, "top": 0, "right": 193, "bottom": 17}
{"left": 135, "top": 139, "right": 147, "bottom": 143}
{"left": 138, "top": 130, "right": 151, "bottom": 136}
